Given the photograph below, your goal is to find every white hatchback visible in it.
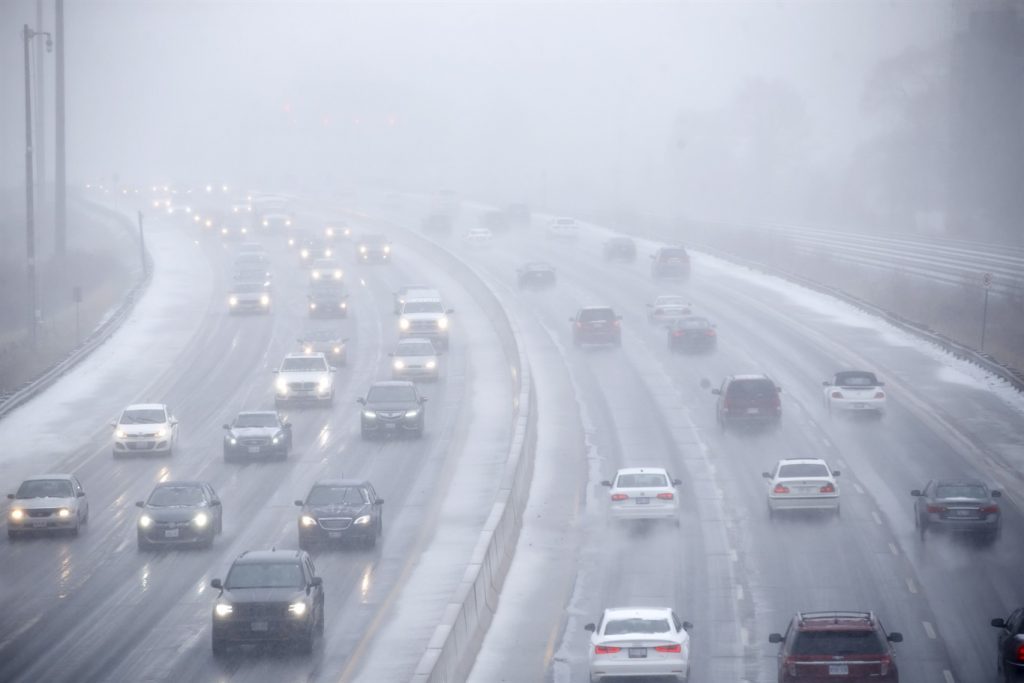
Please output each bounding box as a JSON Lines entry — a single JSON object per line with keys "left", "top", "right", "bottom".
{"left": 585, "top": 607, "right": 692, "bottom": 682}
{"left": 112, "top": 403, "right": 178, "bottom": 457}
{"left": 646, "top": 295, "right": 692, "bottom": 324}
{"left": 763, "top": 458, "right": 840, "bottom": 516}
{"left": 601, "top": 467, "right": 680, "bottom": 522}
{"left": 823, "top": 370, "right": 886, "bottom": 415}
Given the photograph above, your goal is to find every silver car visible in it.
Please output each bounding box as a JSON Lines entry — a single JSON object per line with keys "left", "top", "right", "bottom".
{"left": 112, "top": 403, "right": 179, "bottom": 457}
{"left": 7, "top": 474, "right": 89, "bottom": 539}
{"left": 912, "top": 479, "right": 1002, "bottom": 541}
{"left": 390, "top": 338, "right": 440, "bottom": 381}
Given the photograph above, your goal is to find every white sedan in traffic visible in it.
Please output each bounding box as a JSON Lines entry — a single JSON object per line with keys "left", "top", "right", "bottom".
{"left": 763, "top": 458, "right": 840, "bottom": 516}
{"left": 601, "top": 467, "right": 681, "bottom": 522}
{"left": 646, "top": 295, "right": 692, "bottom": 324}
{"left": 823, "top": 370, "right": 886, "bottom": 415}
{"left": 585, "top": 606, "right": 692, "bottom": 682}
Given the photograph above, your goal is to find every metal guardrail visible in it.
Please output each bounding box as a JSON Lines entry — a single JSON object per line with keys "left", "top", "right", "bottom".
{"left": 0, "top": 200, "right": 153, "bottom": 420}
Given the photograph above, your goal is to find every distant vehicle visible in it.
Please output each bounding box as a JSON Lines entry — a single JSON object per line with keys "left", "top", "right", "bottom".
{"left": 229, "top": 198, "right": 252, "bottom": 215}
{"left": 712, "top": 375, "right": 781, "bottom": 431}
{"left": 112, "top": 403, "right": 178, "bottom": 457}
{"left": 516, "top": 262, "right": 557, "bottom": 289}
{"left": 570, "top": 306, "right": 622, "bottom": 347}
{"left": 823, "top": 371, "right": 886, "bottom": 416}
{"left": 546, "top": 217, "right": 580, "bottom": 241}
{"left": 603, "top": 236, "right": 637, "bottom": 262}
{"left": 308, "top": 282, "right": 348, "bottom": 318}
{"left": 298, "top": 329, "right": 348, "bottom": 365}
{"left": 585, "top": 607, "right": 692, "bottom": 682}
{"left": 505, "top": 203, "right": 530, "bottom": 224}
{"left": 600, "top": 467, "right": 681, "bottom": 523}
{"left": 219, "top": 223, "right": 250, "bottom": 241}
{"left": 651, "top": 246, "right": 690, "bottom": 280}
{"left": 165, "top": 201, "right": 192, "bottom": 217}
{"left": 481, "top": 210, "right": 510, "bottom": 233}
{"left": 421, "top": 212, "right": 453, "bottom": 236}
{"left": 236, "top": 242, "right": 266, "bottom": 257}
{"left": 227, "top": 281, "right": 271, "bottom": 314}
{"left": 194, "top": 209, "right": 226, "bottom": 231}
{"left": 990, "top": 609, "right": 1024, "bottom": 682}
{"left": 912, "top": 479, "right": 1002, "bottom": 541}
{"left": 393, "top": 284, "right": 437, "bottom": 314}
{"left": 463, "top": 227, "right": 494, "bottom": 246}
{"left": 274, "top": 353, "right": 336, "bottom": 407}
{"left": 390, "top": 337, "right": 440, "bottom": 381}
{"left": 768, "top": 611, "right": 902, "bottom": 682}
{"left": 398, "top": 297, "right": 453, "bottom": 349}
{"left": 357, "top": 233, "right": 392, "bottom": 263}
{"left": 210, "top": 549, "right": 324, "bottom": 656}
{"left": 136, "top": 481, "right": 222, "bottom": 550}
{"left": 646, "top": 295, "right": 692, "bottom": 324}
{"left": 295, "top": 479, "right": 384, "bottom": 549}
{"left": 297, "top": 236, "right": 332, "bottom": 267}
{"left": 323, "top": 223, "right": 352, "bottom": 241}
{"left": 667, "top": 316, "right": 717, "bottom": 353}
{"left": 763, "top": 459, "right": 840, "bottom": 517}
{"left": 223, "top": 411, "right": 292, "bottom": 462}
{"left": 7, "top": 474, "right": 88, "bottom": 539}
{"left": 309, "top": 258, "right": 344, "bottom": 283}
{"left": 259, "top": 210, "right": 294, "bottom": 230}
{"left": 357, "top": 381, "right": 427, "bottom": 439}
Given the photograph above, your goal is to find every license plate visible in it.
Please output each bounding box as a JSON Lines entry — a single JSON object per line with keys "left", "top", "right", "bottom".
{"left": 329, "top": 531, "right": 343, "bottom": 538}
{"left": 385, "top": 423, "right": 396, "bottom": 430}
{"left": 32, "top": 521, "right": 47, "bottom": 528}
{"left": 746, "top": 408, "right": 759, "bottom": 414}
{"left": 251, "top": 621, "right": 268, "bottom": 632}
{"left": 628, "top": 647, "right": 647, "bottom": 658}
{"left": 635, "top": 497, "right": 650, "bottom": 505}
{"left": 853, "top": 402, "right": 867, "bottom": 409}
{"left": 248, "top": 446, "right": 260, "bottom": 453}
{"left": 164, "top": 529, "right": 179, "bottom": 538}
{"left": 951, "top": 509, "right": 975, "bottom": 517}
{"left": 828, "top": 664, "right": 848, "bottom": 675}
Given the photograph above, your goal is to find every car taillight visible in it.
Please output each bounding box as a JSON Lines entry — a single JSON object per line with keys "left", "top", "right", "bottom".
{"left": 874, "top": 391, "right": 885, "bottom": 399}
{"left": 879, "top": 654, "right": 891, "bottom": 676}
{"left": 831, "top": 391, "right": 844, "bottom": 399}
{"left": 981, "top": 504, "right": 1000, "bottom": 514}
{"left": 773, "top": 396, "right": 781, "bottom": 408}
{"left": 706, "top": 329, "right": 716, "bottom": 336}
{"left": 927, "top": 504, "right": 946, "bottom": 513}
{"left": 1016, "top": 643, "right": 1024, "bottom": 661}
{"left": 773, "top": 484, "right": 790, "bottom": 494}
{"left": 673, "top": 330, "right": 685, "bottom": 337}
{"left": 783, "top": 656, "right": 796, "bottom": 676}
{"left": 611, "top": 493, "right": 629, "bottom": 501}
{"left": 654, "top": 644, "right": 681, "bottom": 653}
{"left": 613, "top": 320, "right": 621, "bottom": 327}
{"left": 595, "top": 645, "right": 621, "bottom": 655}
{"left": 820, "top": 483, "right": 835, "bottom": 493}
{"left": 656, "top": 492, "right": 674, "bottom": 500}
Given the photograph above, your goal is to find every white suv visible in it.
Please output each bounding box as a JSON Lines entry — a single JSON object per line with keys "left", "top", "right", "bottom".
{"left": 600, "top": 467, "right": 681, "bottom": 523}
{"left": 274, "top": 353, "right": 336, "bottom": 407}
{"left": 398, "top": 297, "right": 453, "bottom": 349}
{"left": 112, "top": 403, "right": 178, "bottom": 457}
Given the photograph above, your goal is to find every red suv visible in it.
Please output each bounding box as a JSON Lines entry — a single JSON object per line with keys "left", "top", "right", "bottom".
{"left": 769, "top": 611, "right": 903, "bottom": 682}
{"left": 713, "top": 374, "right": 781, "bottom": 431}
{"left": 570, "top": 307, "right": 622, "bottom": 347}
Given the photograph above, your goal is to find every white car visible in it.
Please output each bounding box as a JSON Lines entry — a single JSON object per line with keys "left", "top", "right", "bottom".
{"left": 112, "top": 403, "right": 178, "bottom": 457}
{"left": 310, "top": 258, "right": 344, "bottom": 283}
{"left": 600, "top": 467, "right": 680, "bottom": 522}
{"left": 463, "top": 227, "right": 493, "bottom": 246}
{"left": 227, "top": 281, "right": 271, "bottom": 314}
{"left": 823, "top": 370, "right": 886, "bottom": 415}
{"left": 398, "top": 297, "right": 453, "bottom": 349}
{"left": 646, "top": 296, "right": 692, "bottom": 324}
{"left": 390, "top": 338, "right": 440, "bottom": 381}
{"left": 763, "top": 458, "right": 840, "bottom": 516}
{"left": 274, "top": 352, "right": 336, "bottom": 407}
{"left": 585, "top": 607, "right": 692, "bottom": 682}
{"left": 546, "top": 217, "right": 580, "bottom": 240}
{"left": 7, "top": 473, "right": 89, "bottom": 539}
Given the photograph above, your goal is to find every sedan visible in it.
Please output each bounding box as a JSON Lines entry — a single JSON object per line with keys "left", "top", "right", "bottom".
{"left": 601, "top": 467, "right": 681, "bottom": 523}
{"left": 136, "top": 481, "right": 223, "bottom": 550}
{"left": 390, "top": 338, "right": 441, "bottom": 381}
{"left": 516, "top": 262, "right": 557, "bottom": 290}
{"left": 7, "top": 474, "right": 89, "bottom": 539}
{"left": 585, "top": 607, "right": 692, "bottom": 682}
{"left": 763, "top": 458, "right": 840, "bottom": 517}
{"left": 667, "top": 316, "right": 716, "bottom": 353}
{"left": 823, "top": 370, "right": 886, "bottom": 415}
{"left": 912, "top": 479, "right": 1002, "bottom": 541}
{"left": 463, "top": 227, "right": 494, "bottom": 246}
{"left": 646, "top": 295, "right": 692, "bottom": 324}
{"left": 223, "top": 411, "right": 292, "bottom": 462}
{"left": 357, "top": 381, "right": 427, "bottom": 438}
{"left": 298, "top": 330, "right": 348, "bottom": 365}
{"left": 295, "top": 479, "right": 384, "bottom": 549}
{"left": 309, "top": 258, "right": 344, "bottom": 283}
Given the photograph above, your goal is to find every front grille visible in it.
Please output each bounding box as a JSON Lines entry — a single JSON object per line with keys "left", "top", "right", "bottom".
{"left": 288, "top": 382, "right": 316, "bottom": 392}
{"left": 238, "top": 437, "right": 270, "bottom": 447}
{"left": 409, "top": 321, "right": 437, "bottom": 332}
{"left": 318, "top": 517, "right": 353, "bottom": 531}
{"left": 378, "top": 411, "right": 405, "bottom": 421}
{"left": 27, "top": 509, "right": 56, "bottom": 518}
{"left": 233, "top": 603, "right": 289, "bottom": 619}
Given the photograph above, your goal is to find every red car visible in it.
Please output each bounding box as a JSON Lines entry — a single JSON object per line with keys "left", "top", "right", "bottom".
{"left": 570, "top": 307, "right": 621, "bottom": 347}
{"left": 769, "top": 611, "right": 903, "bottom": 682}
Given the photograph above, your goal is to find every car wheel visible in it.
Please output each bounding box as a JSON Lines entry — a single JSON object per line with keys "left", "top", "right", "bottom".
{"left": 211, "top": 635, "right": 228, "bottom": 657}
{"left": 70, "top": 521, "right": 80, "bottom": 537}
{"left": 7, "top": 530, "right": 19, "bottom": 541}
{"left": 316, "top": 606, "right": 325, "bottom": 636}
{"left": 137, "top": 535, "right": 151, "bottom": 551}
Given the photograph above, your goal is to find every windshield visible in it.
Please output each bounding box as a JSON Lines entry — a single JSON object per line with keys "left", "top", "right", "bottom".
{"left": 281, "top": 357, "right": 328, "bottom": 372}
{"left": 678, "top": 318, "right": 710, "bottom": 330}
{"left": 367, "top": 385, "right": 417, "bottom": 403}
{"left": 232, "top": 282, "right": 263, "bottom": 293}
{"left": 234, "top": 413, "right": 279, "bottom": 428}
{"left": 834, "top": 371, "right": 879, "bottom": 387}
{"left": 579, "top": 309, "right": 615, "bottom": 322}
{"left": 302, "top": 330, "right": 340, "bottom": 341}
{"left": 935, "top": 484, "right": 988, "bottom": 499}
{"left": 226, "top": 562, "right": 304, "bottom": 589}
{"left": 403, "top": 301, "right": 444, "bottom": 314}
{"left": 16, "top": 479, "right": 73, "bottom": 499}
{"left": 307, "top": 485, "right": 369, "bottom": 506}
{"left": 727, "top": 379, "right": 776, "bottom": 400}
{"left": 778, "top": 463, "right": 830, "bottom": 478}
{"left": 147, "top": 485, "right": 204, "bottom": 507}
{"left": 792, "top": 631, "right": 885, "bottom": 656}
{"left": 616, "top": 473, "right": 669, "bottom": 488}
{"left": 604, "top": 618, "right": 670, "bottom": 636}
{"left": 120, "top": 408, "right": 166, "bottom": 424}
{"left": 396, "top": 342, "right": 435, "bottom": 357}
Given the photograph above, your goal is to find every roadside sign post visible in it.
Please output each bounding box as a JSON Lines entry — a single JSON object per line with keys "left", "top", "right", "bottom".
{"left": 980, "top": 272, "right": 992, "bottom": 352}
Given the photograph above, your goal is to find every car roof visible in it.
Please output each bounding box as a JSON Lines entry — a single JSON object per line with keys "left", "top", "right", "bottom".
{"left": 23, "top": 473, "right": 75, "bottom": 481}
{"left": 283, "top": 352, "right": 325, "bottom": 359}
{"left": 777, "top": 458, "right": 829, "bottom": 466}
{"left": 729, "top": 374, "right": 772, "bottom": 381}
{"left": 654, "top": 295, "right": 687, "bottom": 302}
{"left": 124, "top": 403, "right": 166, "bottom": 411}
{"left": 794, "top": 611, "right": 878, "bottom": 631}
{"left": 310, "top": 479, "right": 371, "bottom": 488}
{"left": 603, "top": 607, "right": 673, "bottom": 621}
{"left": 397, "top": 337, "right": 434, "bottom": 346}
{"left": 153, "top": 480, "right": 205, "bottom": 489}
{"left": 233, "top": 549, "right": 305, "bottom": 564}
{"left": 405, "top": 297, "right": 443, "bottom": 304}
{"left": 615, "top": 467, "right": 669, "bottom": 477}
{"left": 580, "top": 306, "right": 614, "bottom": 312}
{"left": 933, "top": 479, "right": 988, "bottom": 488}
{"left": 237, "top": 410, "right": 278, "bottom": 417}
{"left": 370, "top": 380, "right": 416, "bottom": 388}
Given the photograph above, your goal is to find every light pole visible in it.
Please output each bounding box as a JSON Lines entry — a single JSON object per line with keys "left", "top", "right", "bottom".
{"left": 23, "top": 24, "right": 53, "bottom": 349}
{"left": 55, "top": 0, "right": 67, "bottom": 259}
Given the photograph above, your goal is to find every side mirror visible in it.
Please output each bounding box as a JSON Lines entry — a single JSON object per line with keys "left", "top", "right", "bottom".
{"left": 910, "top": 489, "right": 922, "bottom": 497}
{"left": 311, "top": 576, "right": 323, "bottom": 587}
{"left": 992, "top": 618, "right": 1008, "bottom": 628}
{"left": 330, "top": 367, "right": 337, "bottom": 372}
{"left": 109, "top": 420, "right": 117, "bottom": 428}
{"left": 284, "top": 422, "right": 292, "bottom": 429}
{"left": 768, "top": 633, "right": 784, "bottom": 644}
{"left": 170, "top": 418, "right": 178, "bottom": 425}
{"left": 822, "top": 380, "right": 831, "bottom": 386}
{"left": 6, "top": 493, "right": 14, "bottom": 500}
{"left": 832, "top": 470, "right": 841, "bottom": 477}
{"left": 887, "top": 632, "right": 903, "bottom": 643}
{"left": 374, "top": 499, "right": 385, "bottom": 505}
{"left": 616, "top": 315, "right": 623, "bottom": 321}
{"left": 878, "top": 381, "right": 886, "bottom": 386}
{"left": 222, "top": 424, "right": 231, "bottom": 430}
{"left": 272, "top": 369, "right": 279, "bottom": 373}
{"left": 992, "top": 490, "right": 1002, "bottom": 498}
{"left": 761, "top": 472, "right": 772, "bottom": 479}
{"left": 420, "top": 397, "right": 428, "bottom": 403}
{"left": 356, "top": 398, "right": 365, "bottom": 405}
{"left": 600, "top": 480, "right": 612, "bottom": 487}
{"left": 135, "top": 501, "right": 145, "bottom": 508}
{"left": 682, "top": 621, "right": 693, "bottom": 631}
{"left": 584, "top": 623, "right": 596, "bottom": 633}
{"left": 568, "top": 317, "right": 575, "bottom": 323}
{"left": 710, "top": 388, "right": 721, "bottom": 395}
{"left": 699, "top": 378, "right": 711, "bottom": 390}
{"left": 672, "top": 478, "right": 682, "bottom": 487}
{"left": 388, "top": 352, "right": 395, "bottom": 357}
{"left": 294, "top": 500, "right": 304, "bottom": 507}
{"left": 447, "top": 309, "right": 455, "bottom": 314}
{"left": 211, "top": 499, "right": 221, "bottom": 506}
{"left": 210, "top": 578, "right": 223, "bottom": 589}
{"left": 77, "top": 490, "right": 86, "bottom": 497}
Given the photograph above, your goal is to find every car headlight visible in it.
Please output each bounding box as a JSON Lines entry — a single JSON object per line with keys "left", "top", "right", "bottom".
{"left": 383, "top": 245, "right": 391, "bottom": 253}
{"left": 262, "top": 219, "right": 269, "bottom": 227}
{"left": 288, "top": 237, "right": 295, "bottom": 246}
{"left": 359, "top": 245, "right": 367, "bottom": 253}
{"left": 300, "top": 515, "right": 317, "bottom": 527}
{"left": 332, "top": 346, "right": 341, "bottom": 354}
{"left": 228, "top": 437, "right": 237, "bottom": 445}
{"left": 155, "top": 428, "right": 167, "bottom": 438}
{"left": 426, "top": 360, "right": 437, "bottom": 369}
{"left": 405, "top": 409, "right": 419, "bottom": 418}
{"left": 288, "top": 602, "right": 306, "bottom": 617}
{"left": 228, "top": 296, "right": 238, "bottom": 306}
{"left": 312, "top": 271, "right": 321, "bottom": 280}
{"left": 285, "top": 219, "right": 292, "bottom": 227}
{"left": 343, "top": 228, "right": 351, "bottom": 237}
{"left": 363, "top": 410, "right": 376, "bottom": 419}
{"left": 10, "top": 509, "right": 24, "bottom": 521}
{"left": 393, "top": 359, "right": 405, "bottom": 370}
{"left": 205, "top": 219, "right": 213, "bottom": 228}
{"left": 272, "top": 435, "right": 280, "bottom": 444}
{"left": 116, "top": 429, "right": 128, "bottom": 438}
{"left": 333, "top": 271, "right": 342, "bottom": 280}
{"left": 309, "top": 302, "right": 317, "bottom": 310}
{"left": 193, "top": 512, "right": 209, "bottom": 527}
{"left": 303, "top": 345, "right": 313, "bottom": 354}
{"left": 399, "top": 318, "right": 410, "bottom": 331}
{"left": 300, "top": 249, "right": 309, "bottom": 259}
{"left": 57, "top": 508, "right": 71, "bottom": 518}
{"left": 215, "top": 603, "right": 233, "bottom": 617}
{"left": 353, "top": 515, "right": 371, "bottom": 526}
{"left": 221, "top": 227, "right": 229, "bottom": 235}
{"left": 241, "top": 227, "right": 247, "bottom": 234}
{"left": 260, "top": 294, "right": 270, "bottom": 306}
{"left": 324, "top": 248, "right": 332, "bottom": 257}
{"left": 437, "top": 316, "right": 449, "bottom": 330}
{"left": 325, "top": 227, "right": 335, "bottom": 237}
{"left": 340, "top": 302, "right": 347, "bottom": 309}
{"left": 276, "top": 377, "right": 288, "bottom": 393}
{"left": 139, "top": 514, "right": 152, "bottom": 528}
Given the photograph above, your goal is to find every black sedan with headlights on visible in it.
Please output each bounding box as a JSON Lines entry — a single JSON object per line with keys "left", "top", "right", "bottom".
{"left": 223, "top": 411, "right": 292, "bottom": 462}
{"left": 295, "top": 479, "right": 384, "bottom": 549}
{"left": 136, "top": 481, "right": 222, "bottom": 550}
{"left": 298, "top": 330, "right": 348, "bottom": 365}
{"left": 357, "top": 380, "right": 427, "bottom": 438}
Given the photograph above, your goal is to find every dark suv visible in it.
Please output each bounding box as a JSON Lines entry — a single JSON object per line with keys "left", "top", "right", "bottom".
{"left": 570, "top": 307, "right": 622, "bottom": 347}
{"left": 603, "top": 236, "right": 637, "bottom": 262}
{"left": 210, "top": 549, "right": 324, "bottom": 655}
{"left": 769, "top": 611, "right": 903, "bottom": 682}
{"left": 357, "top": 380, "right": 427, "bottom": 438}
{"left": 651, "top": 246, "right": 691, "bottom": 280}
{"left": 296, "top": 479, "right": 384, "bottom": 549}
{"left": 991, "top": 607, "right": 1024, "bottom": 682}
{"left": 713, "top": 374, "right": 781, "bottom": 430}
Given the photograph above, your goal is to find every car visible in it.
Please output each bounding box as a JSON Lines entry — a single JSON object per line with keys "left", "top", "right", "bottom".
{"left": 229, "top": 198, "right": 252, "bottom": 215}
{"left": 570, "top": 307, "right": 622, "bottom": 347}
{"left": 194, "top": 209, "right": 226, "bottom": 231}
{"left": 516, "top": 262, "right": 557, "bottom": 289}
{"left": 210, "top": 549, "right": 324, "bottom": 656}
{"left": 227, "top": 281, "right": 271, "bottom": 314}
{"left": 912, "top": 479, "right": 1002, "bottom": 541}
{"left": 259, "top": 210, "right": 294, "bottom": 230}
{"left": 712, "top": 375, "right": 781, "bottom": 431}
{"left": 823, "top": 371, "right": 886, "bottom": 415}
{"left": 295, "top": 479, "right": 384, "bottom": 549}
{"left": 481, "top": 210, "right": 510, "bottom": 232}
{"left": 585, "top": 607, "right": 692, "bottom": 682}
{"left": 603, "top": 236, "right": 637, "bottom": 262}
{"left": 763, "top": 459, "right": 840, "bottom": 517}
{"left": 421, "top": 212, "right": 453, "bottom": 236}
{"left": 505, "top": 203, "right": 531, "bottom": 224}
{"left": 297, "top": 237, "right": 332, "bottom": 267}
{"left": 112, "top": 403, "right": 179, "bottom": 456}
{"left": 274, "top": 353, "right": 336, "bottom": 407}
{"left": 667, "top": 316, "right": 717, "bottom": 353}
{"left": 7, "top": 474, "right": 88, "bottom": 539}
{"left": 546, "top": 216, "right": 580, "bottom": 240}
{"left": 356, "top": 233, "right": 392, "bottom": 263}
{"left": 600, "top": 467, "right": 681, "bottom": 523}
{"left": 463, "top": 226, "right": 494, "bottom": 246}
{"left": 651, "top": 246, "right": 690, "bottom": 280}
{"left": 309, "top": 258, "right": 343, "bottom": 283}
{"left": 646, "top": 295, "right": 692, "bottom": 324}
{"left": 136, "top": 481, "right": 222, "bottom": 550}
{"left": 233, "top": 252, "right": 270, "bottom": 272}
{"left": 223, "top": 411, "right": 292, "bottom": 462}
{"left": 298, "top": 329, "right": 348, "bottom": 365}
{"left": 323, "top": 223, "right": 351, "bottom": 241}
{"left": 236, "top": 241, "right": 266, "bottom": 256}
{"left": 165, "top": 200, "right": 192, "bottom": 217}
{"left": 219, "top": 223, "right": 250, "bottom": 241}
{"left": 393, "top": 284, "right": 437, "bottom": 314}
{"left": 232, "top": 266, "right": 273, "bottom": 290}
{"left": 990, "top": 608, "right": 1024, "bottom": 682}
{"left": 357, "top": 381, "right": 427, "bottom": 438}
{"left": 398, "top": 297, "right": 453, "bottom": 349}
{"left": 390, "top": 338, "right": 441, "bottom": 381}
{"left": 768, "top": 611, "right": 902, "bottom": 682}
{"left": 308, "top": 282, "right": 348, "bottom": 318}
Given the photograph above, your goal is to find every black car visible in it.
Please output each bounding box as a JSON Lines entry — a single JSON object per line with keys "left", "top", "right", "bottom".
{"left": 668, "top": 316, "right": 717, "bottom": 352}
{"left": 297, "top": 236, "right": 332, "bottom": 268}
{"left": 516, "top": 262, "right": 557, "bottom": 289}
{"left": 136, "top": 481, "right": 223, "bottom": 550}
{"left": 991, "top": 608, "right": 1024, "bottom": 682}
{"left": 357, "top": 381, "right": 427, "bottom": 438}
{"left": 356, "top": 233, "right": 392, "bottom": 263}
{"left": 603, "top": 236, "right": 637, "bottom": 262}
{"left": 713, "top": 374, "right": 781, "bottom": 431}
{"left": 210, "top": 549, "right": 324, "bottom": 655}
{"left": 295, "top": 479, "right": 384, "bottom": 549}
{"left": 223, "top": 411, "right": 292, "bottom": 462}
{"left": 570, "top": 307, "right": 622, "bottom": 347}
{"left": 912, "top": 479, "right": 1002, "bottom": 541}
{"left": 308, "top": 282, "right": 348, "bottom": 318}
{"left": 651, "top": 245, "right": 691, "bottom": 280}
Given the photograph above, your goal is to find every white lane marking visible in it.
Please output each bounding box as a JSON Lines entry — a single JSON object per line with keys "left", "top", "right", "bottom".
{"left": 735, "top": 585, "right": 744, "bottom": 601}
{"left": 943, "top": 670, "right": 955, "bottom": 683}
{"left": 923, "top": 621, "right": 936, "bottom": 639}
{"left": 888, "top": 542, "right": 899, "bottom": 556}
{"left": 729, "top": 548, "right": 738, "bottom": 562}
{"left": 871, "top": 511, "right": 882, "bottom": 525}
{"left": 906, "top": 577, "right": 917, "bottom": 594}
{"left": 740, "top": 626, "right": 749, "bottom": 647}
{"left": 853, "top": 482, "right": 865, "bottom": 494}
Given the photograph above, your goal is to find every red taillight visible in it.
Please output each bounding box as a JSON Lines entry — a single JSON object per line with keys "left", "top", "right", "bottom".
{"left": 706, "top": 329, "right": 716, "bottom": 336}
{"left": 879, "top": 654, "right": 891, "bottom": 676}
{"left": 981, "top": 504, "right": 1000, "bottom": 514}
{"left": 831, "top": 391, "right": 843, "bottom": 399}
{"left": 927, "top": 504, "right": 946, "bottom": 513}
{"left": 575, "top": 322, "right": 582, "bottom": 328}
{"left": 673, "top": 330, "right": 686, "bottom": 337}
{"left": 611, "top": 493, "right": 629, "bottom": 501}
{"left": 820, "top": 482, "right": 835, "bottom": 493}
{"left": 656, "top": 492, "right": 674, "bottom": 500}
{"left": 613, "top": 320, "right": 621, "bottom": 327}
{"left": 773, "top": 483, "right": 790, "bottom": 494}
{"left": 595, "top": 645, "right": 620, "bottom": 655}
{"left": 783, "top": 656, "right": 797, "bottom": 676}
{"left": 772, "top": 396, "right": 781, "bottom": 408}
{"left": 1016, "top": 643, "right": 1024, "bottom": 661}
{"left": 874, "top": 391, "right": 885, "bottom": 399}
{"left": 654, "top": 644, "right": 681, "bottom": 653}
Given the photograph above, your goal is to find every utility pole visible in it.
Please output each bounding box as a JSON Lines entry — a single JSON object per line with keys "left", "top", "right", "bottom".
{"left": 55, "top": 0, "right": 67, "bottom": 258}
{"left": 35, "top": 1, "right": 47, "bottom": 230}
{"left": 23, "top": 24, "right": 52, "bottom": 349}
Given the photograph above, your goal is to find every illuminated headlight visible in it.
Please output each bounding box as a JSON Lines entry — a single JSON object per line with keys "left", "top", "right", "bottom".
{"left": 228, "top": 437, "right": 237, "bottom": 445}
{"left": 340, "top": 302, "right": 347, "bottom": 309}
{"left": 138, "top": 515, "right": 152, "bottom": 528}
{"left": 221, "top": 227, "right": 228, "bottom": 235}
{"left": 317, "top": 378, "right": 330, "bottom": 393}
{"left": 271, "top": 435, "right": 280, "bottom": 444}
{"left": 285, "top": 219, "right": 292, "bottom": 227}
{"left": 425, "top": 360, "right": 437, "bottom": 369}
{"left": 185, "top": 207, "right": 192, "bottom": 213}
{"left": 343, "top": 228, "right": 351, "bottom": 237}
{"left": 228, "top": 296, "right": 238, "bottom": 307}
{"left": 205, "top": 219, "right": 213, "bottom": 228}
{"left": 300, "top": 515, "right": 317, "bottom": 527}
{"left": 325, "top": 227, "right": 335, "bottom": 237}
{"left": 155, "top": 428, "right": 167, "bottom": 438}
{"left": 383, "top": 245, "right": 391, "bottom": 253}
{"left": 353, "top": 515, "right": 371, "bottom": 526}
{"left": 166, "top": 207, "right": 173, "bottom": 215}
{"left": 300, "top": 249, "right": 310, "bottom": 259}
{"left": 221, "top": 184, "right": 228, "bottom": 192}
{"left": 262, "top": 219, "right": 269, "bottom": 227}
{"left": 359, "top": 245, "right": 367, "bottom": 254}
{"left": 241, "top": 227, "right": 248, "bottom": 234}
{"left": 309, "top": 302, "right": 317, "bottom": 310}
{"left": 288, "top": 602, "right": 307, "bottom": 617}
{"left": 312, "top": 271, "right": 321, "bottom": 280}
{"left": 215, "top": 603, "right": 233, "bottom": 617}
{"left": 10, "top": 509, "right": 24, "bottom": 521}
{"left": 233, "top": 206, "right": 239, "bottom": 213}
{"left": 260, "top": 294, "right": 270, "bottom": 306}
{"left": 393, "top": 359, "right": 406, "bottom": 370}
{"left": 324, "top": 248, "right": 333, "bottom": 257}
{"left": 405, "top": 409, "right": 420, "bottom": 418}
{"left": 362, "top": 410, "right": 376, "bottom": 419}
{"left": 332, "top": 346, "right": 342, "bottom": 354}
{"left": 288, "top": 237, "right": 295, "bottom": 246}
{"left": 57, "top": 508, "right": 71, "bottom": 518}
{"left": 303, "top": 345, "right": 313, "bottom": 354}
{"left": 437, "top": 316, "right": 449, "bottom": 330}
{"left": 116, "top": 429, "right": 128, "bottom": 438}
{"left": 205, "top": 184, "right": 213, "bottom": 192}
{"left": 333, "top": 270, "right": 342, "bottom": 280}
{"left": 399, "top": 318, "right": 410, "bottom": 331}
{"left": 276, "top": 377, "right": 288, "bottom": 394}
{"left": 152, "top": 200, "right": 160, "bottom": 208}
{"left": 192, "top": 512, "right": 209, "bottom": 528}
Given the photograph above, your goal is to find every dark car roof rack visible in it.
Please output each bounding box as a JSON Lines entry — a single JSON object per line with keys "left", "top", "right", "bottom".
{"left": 797, "top": 610, "right": 874, "bottom": 626}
